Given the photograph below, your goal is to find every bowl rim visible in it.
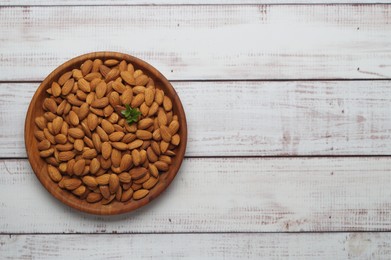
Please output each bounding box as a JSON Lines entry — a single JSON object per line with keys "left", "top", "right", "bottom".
{"left": 24, "top": 51, "right": 187, "bottom": 215}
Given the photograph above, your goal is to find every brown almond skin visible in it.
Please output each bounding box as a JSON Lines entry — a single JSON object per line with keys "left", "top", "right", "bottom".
{"left": 121, "top": 188, "right": 134, "bottom": 202}
{"left": 89, "top": 158, "right": 100, "bottom": 175}
{"left": 58, "top": 151, "right": 75, "bottom": 161}
{"left": 38, "top": 140, "right": 51, "bottom": 151}
{"left": 68, "top": 128, "right": 85, "bottom": 139}
{"left": 131, "top": 149, "right": 141, "bottom": 166}
{"left": 87, "top": 113, "right": 99, "bottom": 131}
{"left": 54, "top": 134, "right": 67, "bottom": 144}
{"left": 160, "top": 126, "right": 172, "bottom": 142}
{"left": 100, "top": 185, "right": 111, "bottom": 199}
{"left": 72, "top": 185, "right": 86, "bottom": 196}
{"left": 48, "top": 165, "right": 62, "bottom": 182}
{"left": 96, "top": 126, "right": 109, "bottom": 142}
{"left": 143, "top": 177, "right": 159, "bottom": 190}
{"left": 96, "top": 174, "right": 110, "bottom": 185}
{"left": 168, "top": 120, "right": 179, "bottom": 135}
{"left": 82, "top": 176, "right": 98, "bottom": 188}
{"left": 109, "top": 174, "right": 120, "bottom": 194}
{"left": 155, "top": 161, "right": 169, "bottom": 171}
{"left": 149, "top": 164, "right": 159, "bottom": 178}
{"left": 111, "top": 142, "right": 128, "bottom": 151}
{"left": 74, "top": 139, "right": 84, "bottom": 152}
{"left": 129, "top": 167, "right": 147, "bottom": 180}
{"left": 109, "top": 132, "right": 125, "bottom": 142}
{"left": 101, "top": 142, "right": 112, "bottom": 160}
{"left": 73, "top": 159, "right": 86, "bottom": 176}
{"left": 118, "top": 172, "right": 132, "bottom": 183}
{"left": 86, "top": 192, "right": 102, "bottom": 203}
{"left": 136, "top": 130, "right": 152, "bottom": 140}
{"left": 111, "top": 149, "right": 122, "bottom": 167}
{"left": 131, "top": 93, "right": 145, "bottom": 108}
{"left": 134, "top": 173, "right": 150, "bottom": 184}
{"left": 92, "top": 133, "right": 102, "bottom": 153}
{"left": 163, "top": 96, "right": 173, "bottom": 111}
{"left": 82, "top": 149, "right": 98, "bottom": 159}
{"left": 91, "top": 97, "right": 109, "bottom": 108}
{"left": 63, "top": 178, "right": 82, "bottom": 190}
{"left": 128, "top": 139, "right": 143, "bottom": 150}
{"left": 101, "top": 119, "right": 115, "bottom": 134}
{"left": 133, "top": 189, "right": 149, "bottom": 200}
{"left": 138, "top": 118, "right": 154, "bottom": 130}
{"left": 147, "top": 147, "right": 158, "bottom": 163}
{"left": 119, "top": 154, "right": 133, "bottom": 172}
{"left": 171, "top": 134, "right": 180, "bottom": 146}
{"left": 160, "top": 141, "right": 169, "bottom": 154}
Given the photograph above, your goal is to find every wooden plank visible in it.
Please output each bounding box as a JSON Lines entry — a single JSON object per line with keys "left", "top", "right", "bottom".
{"left": 1, "top": 157, "right": 391, "bottom": 233}
{"left": 0, "top": 5, "right": 390, "bottom": 81}
{"left": 1, "top": 0, "right": 389, "bottom": 5}
{"left": 3, "top": 81, "right": 391, "bottom": 158}
{"left": 1, "top": 233, "right": 390, "bottom": 259}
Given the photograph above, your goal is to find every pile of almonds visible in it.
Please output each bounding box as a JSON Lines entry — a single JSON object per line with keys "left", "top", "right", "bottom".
{"left": 34, "top": 58, "right": 181, "bottom": 204}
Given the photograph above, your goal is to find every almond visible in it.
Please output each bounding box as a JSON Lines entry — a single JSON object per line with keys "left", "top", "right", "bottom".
{"left": 40, "top": 149, "right": 54, "bottom": 159}
{"left": 48, "top": 164, "right": 62, "bottom": 182}
{"left": 136, "top": 130, "right": 152, "bottom": 140}
{"left": 138, "top": 118, "right": 154, "bottom": 130}
{"left": 73, "top": 159, "right": 86, "bottom": 176}
{"left": 83, "top": 136, "right": 94, "bottom": 148}
{"left": 35, "top": 116, "right": 47, "bottom": 130}
{"left": 148, "top": 102, "right": 159, "bottom": 117}
{"left": 120, "top": 71, "right": 136, "bottom": 85}
{"left": 111, "top": 142, "right": 128, "bottom": 151}
{"left": 151, "top": 141, "right": 161, "bottom": 156}
{"left": 56, "top": 143, "right": 73, "bottom": 151}
{"left": 140, "top": 103, "right": 149, "bottom": 117}
{"left": 82, "top": 149, "right": 98, "bottom": 159}
{"left": 133, "top": 189, "right": 149, "bottom": 200}
{"left": 68, "top": 128, "right": 84, "bottom": 139}
{"left": 168, "top": 120, "right": 179, "bottom": 135}
{"left": 131, "top": 149, "right": 141, "bottom": 166}
{"left": 54, "top": 134, "right": 67, "bottom": 144}
{"left": 160, "top": 141, "right": 169, "bottom": 153}
{"left": 120, "top": 154, "right": 133, "bottom": 171}
{"left": 105, "top": 68, "right": 120, "bottom": 82}
{"left": 146, "top": 147, "right": 158, "bottom": 163}
{"left": 163, "top": 96, "right": 172, "bottom": 111}
{"left": 92, "top": 133, "right": 102, "bottom": 152}
{"left": 89, "top": 158, "right": 100, "bottom": 174}
{"left": 118, "top": 172, "right": 132, "bottom": 183}
{"left": 155, "top": 89, "right": 164, "bottom": 105}
{"left": 100, "top": 185, "right": 111, "bottom": 199}
{"left": 111, "top": 149, "right": 122, "bottom": 167}
{"left": 58, "top": 71, "right": 73, "bottom": 86}
{"left": 103, "top": 59, "right": 118, "bottom": 67}
{"left": 38, "top": 140, "right": 51, "bottom": 151}
{"left": 58, "top": 151, "right": 75, "bottom": 161}
{"left": 87, "top": 113, "right": 99, "bottom": 131}
{"left": 91, "top": 97, "right": 109, "bottom": 108}
{"left": 43, "top": 128, "right": 56, "bottom": 144}
{"left": 159, "top": 155, "right": 172, "bottom": 165}
{"left": 101, "top": 142, "right": 112, "bottom": 160}
{"left": 51, "top": 82, "right": 62, "bottom": 97}
{"left": 109, "top": 132, "right": 125, "bottom": 142}
{"left": 109, "top": 92, "right": 121, "bottom": 107}
{"left": 109, "top": 174, "right": 120, "bottom": 194}
{"left": 43, "top": 98, "right": 58, "bottom": 114}
{"left": 121, "top": 188, "right": 134, "bottom": 202}
{"left": 144, "top": 87, "right": 155, "bottom": 106}
{"left": 68, "top": 111, "right": 79, "bottom": 126}
{"left": 131, "top": 93, "right": 144, "bottom": 108}
{"left": 86, "top": 192, "right": 102, "bottom": 203}
{"left": 96, "top": 174, "right": 110, "bottom": 185}
{"left": 62, "top": 78, "right": 74, "bottom": 95}
{"left": 128, "top": 139, "right": 143, "bottom": 150}
{"left": 72, "top": 69, "right": 83, "bottom": 80}
{"left": 83, "top": 176, "right": 98, "bottom": 188}
{"left": 44, "top": 112, "right": 56, "bottom": 122}
{"left": 112, "top": 80, "right": 126, "bottom": 94}
{"left": 152, "top": 129, "right": 161, "bottom": 141}
{"left": 149, "top": 164, "right": 159, "bottom": 178}
{"left": 72, "top": 185, "right": 86, "bottom": 196}
{"left": 129, "top": 167, "right": 147, "bottom": 180}
{"left": 155, "top": 161, "right": 169, "bottom": 171}
{"left": 133, "top": 86, "right": 145, "bottom": 94}
{"left": 157, "top": 109, "right": 168, "bottom": 126}
{"left": 101, "top": 119, "right": 114, "bottom": 134}
{"left": 122, "top": 133, "right": 136, "bottom": 143}
{"left": 84, "top": 72, "right": 102, "bottom": 82}
{"left": 63, "top": 178, "right": 82, "bottom": 190}
{"left": 120, "top": 88, "right": 133, "bottom": 105}
{"left": 96, "top": 126, "right": 109, "bottom": 142}
{"left": 171, "top": 134, "right": 180, "bottom": 146}
{"left": 143, "top": 177, "right": 158, "bottom": 190}
{"left": 78, "top": 103, "right": 89, "bottom": 121}
{"left": 135, "top": 75, "right": 149, "bottom": 86}
{"left": 160, "top": 125, "right": 172, "bottom": 142}
{"left": 81, "top": 59, "right": 93, "bottom": 76}
{"left": 95, "top": 81, "right": 107, "bottom": 99}
{"left": 56, "top": 100, "right": 67, "bottom": 115}
{"left": 92, "top": 59, "right": 103, "bottom": 73}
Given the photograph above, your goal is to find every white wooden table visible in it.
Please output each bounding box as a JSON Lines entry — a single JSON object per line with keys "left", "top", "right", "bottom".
{"left": 1, "top": 1, "right": 391, "bottom": 259}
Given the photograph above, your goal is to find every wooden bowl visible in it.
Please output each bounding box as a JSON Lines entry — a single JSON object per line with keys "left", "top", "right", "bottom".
{"left": 25, "top": 52, "right": 187, "bottom": 215}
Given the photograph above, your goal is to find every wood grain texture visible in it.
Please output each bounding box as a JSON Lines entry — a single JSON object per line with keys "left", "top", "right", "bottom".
{"left": 1, "top": 157, "right": 391, "bottom": 233}
{"left": 3, "top": 81, "right": 391, "bottom": 158}
{"left": 1, "top": 0, "right": 389, "bottom": 5}
{"left": 1, "top": 233, "right": 390, "bottom": 259}
{"left": 1, "top": 5, "right": 391, "bottom": 81}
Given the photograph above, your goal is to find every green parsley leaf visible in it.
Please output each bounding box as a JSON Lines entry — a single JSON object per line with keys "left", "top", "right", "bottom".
{"left": 121, "top": 104, "right": 141, "bottom": 125}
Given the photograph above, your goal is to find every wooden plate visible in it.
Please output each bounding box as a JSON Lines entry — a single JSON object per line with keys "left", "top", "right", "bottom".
{"left": 24, "top": 52, "right": 187, "bottom": 215}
